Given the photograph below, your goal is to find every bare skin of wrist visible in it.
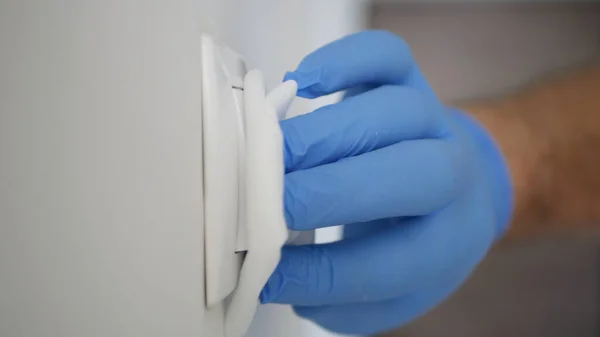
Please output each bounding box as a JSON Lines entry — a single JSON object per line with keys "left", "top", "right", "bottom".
{"left": 461, "top": 63, "right": 600, "bottom": 240}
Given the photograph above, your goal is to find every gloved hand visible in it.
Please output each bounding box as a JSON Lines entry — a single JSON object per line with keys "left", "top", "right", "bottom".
{"left": 260, "top": 30, "right": 513, "bottom": 336}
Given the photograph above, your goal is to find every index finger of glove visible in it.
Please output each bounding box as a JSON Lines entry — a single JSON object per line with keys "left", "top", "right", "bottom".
{"left": 284, "top": 30, "right": 436, "bottom": 99}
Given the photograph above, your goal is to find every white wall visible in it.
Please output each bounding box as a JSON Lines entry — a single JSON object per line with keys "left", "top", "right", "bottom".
{"left": 0, "top": 1, "right": 368, "bottom": 336}
{"left": 0, "top": 1, "right": 230, "bottom": 336}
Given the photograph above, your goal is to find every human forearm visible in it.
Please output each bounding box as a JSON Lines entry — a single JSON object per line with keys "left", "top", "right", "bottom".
{"left": 463, "top": 63, "right": 600, "bottom": 239}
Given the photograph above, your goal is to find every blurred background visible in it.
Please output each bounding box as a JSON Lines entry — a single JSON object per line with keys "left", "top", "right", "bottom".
{"left": 235, "top": 1, "right": 600, "bottom": 337}
{"left": 371, "top": 2, "right": 600, "bottom": 337}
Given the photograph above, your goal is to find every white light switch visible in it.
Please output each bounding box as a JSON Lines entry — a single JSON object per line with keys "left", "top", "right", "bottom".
{"left": 202, "top": 34, "right": 247, "bottom": 307}
{"left": 201, "top": 34, "right": 311, "bottom": 337}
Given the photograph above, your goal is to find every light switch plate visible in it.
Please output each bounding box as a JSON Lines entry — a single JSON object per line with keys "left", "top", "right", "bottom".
{"left": 201, "top": 34, "right": 304, "bottom": 337}
{"left": 201, "top": 34, "right": 247, "bottom": 308}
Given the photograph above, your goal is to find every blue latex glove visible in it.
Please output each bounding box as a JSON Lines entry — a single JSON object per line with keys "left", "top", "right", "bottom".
{"left": 260, "top": 30, "right": 513, "bottom": 336}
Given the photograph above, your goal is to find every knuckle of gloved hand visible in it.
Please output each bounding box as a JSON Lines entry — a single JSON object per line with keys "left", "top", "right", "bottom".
{"left": 308, "top": 245, "right": 336, "bottom": 298}
{"left": 283, "top": 178, "right": 303, "bottom": 230}
{"left": 412, "top": 91, "right": 447, "bottom": 137}
{"left": 292, "top": 306, "right": 317, "bottom": 319}
{"left": 434, "top": 141, "right": 470, "bottom": 198}
{"left": 381, "top": 86, "right": 444, "bottom": 136}
{"left": 281, "top": 122, "right": 307, "bottom": 171}
{"left": 366, "top": 30, "right": 412, "bottom": 59}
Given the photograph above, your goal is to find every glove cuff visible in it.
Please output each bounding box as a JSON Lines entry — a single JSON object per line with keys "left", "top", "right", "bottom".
{"left": 450, "top": 109, "right": 514, "bottom": 241}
